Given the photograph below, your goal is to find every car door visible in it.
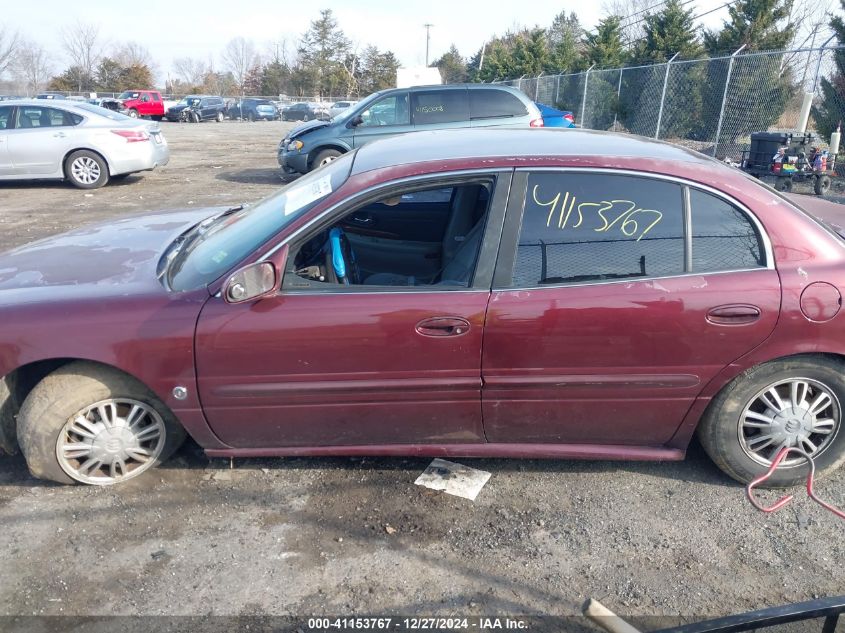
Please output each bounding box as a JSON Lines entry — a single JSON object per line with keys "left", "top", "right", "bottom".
{"left": 481, "top": 170, "right": 781, "bottom": 446}
{"left": 194, "top": 170, "right": 511, "bottom": 449}
{"left": 351, "top": 91, "right": 414, "bottom": 147}
{"left": 0, "top": 106, "right": 13, "bottom": 175}
{"left": 410, "top": 88, "right": 470, "bottom": 131}
{"left": 7, "top": 105, "right": 76, "bottom": 175}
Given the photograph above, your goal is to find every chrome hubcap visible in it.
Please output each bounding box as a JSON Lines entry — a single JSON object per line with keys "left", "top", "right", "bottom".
{"left": 56, "top": 398, "right": 166, "bottom": 485}
{"left": 71, "top": 157, "right": 101, "bottom": 185}
{"left": 739, "top": 378, "right": 840, "bottom": 467}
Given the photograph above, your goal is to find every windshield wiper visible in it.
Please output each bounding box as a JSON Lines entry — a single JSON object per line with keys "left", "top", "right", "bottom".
{"left": 159, "top": 205, "right": 245, "bottom": 283}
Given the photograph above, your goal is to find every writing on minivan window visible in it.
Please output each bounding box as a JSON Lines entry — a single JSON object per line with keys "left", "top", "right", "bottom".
{"left": 415, "top": 104, "right": 445, "bottom": 114}
{"left": 531, "top": 185, "right": 664, "bottom": 242}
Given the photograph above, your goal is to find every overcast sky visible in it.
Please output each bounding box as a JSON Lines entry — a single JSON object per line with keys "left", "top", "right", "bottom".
{"left": 4, "top": 0, "right": 739, "bottom": 78}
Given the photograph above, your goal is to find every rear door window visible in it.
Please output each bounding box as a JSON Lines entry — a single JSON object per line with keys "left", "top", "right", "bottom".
{"left": 0, "top": 106, "right": 11, "bottom": 129}
{"left": 411, "top": 90, "right": 469, "bottom": 125}
{"left": 470, "top": 89, "right": 528, "bottom": 119}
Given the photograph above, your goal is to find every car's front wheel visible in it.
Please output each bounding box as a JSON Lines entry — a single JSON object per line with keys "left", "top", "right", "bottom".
{"left": 17, "top": 362, "right": 186, "bottom": 485}
{"left": 311, "top": 149, "right": 342, "bottom": 170}
{"left": 65, "top": 150, "right": 109, "bottom": 189}
{"left": 216, "top": 111, "right": 224, "bottom": 122}
{"left": 698, "top": 356, "right": 845, "bottom": 487}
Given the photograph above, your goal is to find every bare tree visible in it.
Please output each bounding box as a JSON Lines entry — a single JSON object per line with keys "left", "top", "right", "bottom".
{"left": 114, "top": 41, "right": 152, "bottom": 67}
{"left": 14, "top": 40, "right": 51, "bottom": 96}
{"left": 171, "top": 56, "right": 207, "bottom": 86}
{"left": 602, "top": 0, "right": 664, "bottom": 46}
{"left": 266, "top": 38, "right": 291, "bottom": 66}
{"left": 61, "top": 21, "right": 104, "bottom": 90}
{"left": 221, "top": 37, "right": 257, "bottom": 94}
{"left": 0, "top": 24, "right": 20, "bottom": 79}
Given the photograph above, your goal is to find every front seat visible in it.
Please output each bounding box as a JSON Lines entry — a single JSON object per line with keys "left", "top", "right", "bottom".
{"left": 364, "top": 218, "right": 485, "bottom": 287}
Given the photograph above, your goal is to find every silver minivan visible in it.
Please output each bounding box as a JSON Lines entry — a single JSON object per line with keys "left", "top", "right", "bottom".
{"left": 278, "top": 84, "right": 542, "bottom": 174}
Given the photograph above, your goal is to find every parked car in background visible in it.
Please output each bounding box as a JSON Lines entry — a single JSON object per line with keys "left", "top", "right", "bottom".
{"left": 278, "top": 84, "right": 543, "bottom": 174}
{"left": 3, "top": 129, "right": 845, "bottom": 488}
{"left": 536, "top": 102, "right": 575, "bottom": 127}
{"left": 0, "top": 99, "right": 168, "bottom": 189}
{"left": 329, "top": 100, "right": 358, "bottom": 118}
{"left": 165, "top": 96, "right": 226, "bottom": 122}
{"left": 118, "top": 90, "right": 165, "bottom": 120}
{"left": 282, "top": 102, "right": 330, "bottom": 122}
{"left": 88, "top": 97, "right": 124, "bottom": 113}
{"left": 228, "top": 98, "right": 280, "bottom": 121}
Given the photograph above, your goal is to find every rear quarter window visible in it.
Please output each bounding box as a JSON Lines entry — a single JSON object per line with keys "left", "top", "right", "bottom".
{"left": 470, "top": 89, "right": 528, "bottom": 119}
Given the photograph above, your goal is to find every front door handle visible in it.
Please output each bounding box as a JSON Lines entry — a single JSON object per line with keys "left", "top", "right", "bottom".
{"left": 707, "top": 304, "right": 761, "bottom": 325}
{"left": 415, "top": 317, "right": 470, "bottom": 337}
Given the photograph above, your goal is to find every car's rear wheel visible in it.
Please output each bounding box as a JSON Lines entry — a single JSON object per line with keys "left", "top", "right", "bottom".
{"left": 17, "top": 362, "right": 185, "bottom": 486}
{"left": 775, "top": 176, "right": 793, "bottom": 192}
{"left": 216, "top": 111, "right": 224, "bottom": 122}
{"left": 65, "top": 150, "right": 109, "bottom": 189}
{"left": 248, "top": 112, "right": 256, "bottom": 122}
{"left": 698, "top": 356, "right": 845, "bottom": 487}
{"left": 312, "top": 149, "right": 342, "bottom": 170}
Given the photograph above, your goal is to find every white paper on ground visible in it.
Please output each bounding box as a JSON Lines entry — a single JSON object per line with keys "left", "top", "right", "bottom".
{"left": 414, "top": 458, "right": 491, "bottom": 501}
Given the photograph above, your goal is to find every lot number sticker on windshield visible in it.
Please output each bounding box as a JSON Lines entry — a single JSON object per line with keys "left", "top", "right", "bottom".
{"left": 284, "top": 175, "right": 333, "bottom": 215}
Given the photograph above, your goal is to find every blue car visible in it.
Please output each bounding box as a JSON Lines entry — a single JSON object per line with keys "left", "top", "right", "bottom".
{"left": 536, "top": 102, "right": 575, "bottom": 128}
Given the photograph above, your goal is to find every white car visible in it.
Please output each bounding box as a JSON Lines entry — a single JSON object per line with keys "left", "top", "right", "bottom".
{"left": 0, "top": 99, "right": 169, "bottom": 189}
{"left": 328, "top": 100, "right": 358, "bottom": 119}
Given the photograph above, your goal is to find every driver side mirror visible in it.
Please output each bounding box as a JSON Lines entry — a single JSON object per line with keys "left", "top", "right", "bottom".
{"left": 349, "top": 114, "right": 364, "bottom": 127}
{"left": 223, "top": 261, "right": 278, "bottom": 304}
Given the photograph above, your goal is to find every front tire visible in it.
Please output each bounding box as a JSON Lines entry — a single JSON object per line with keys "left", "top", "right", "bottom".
{"left": 698, "top": 356, "right": 845, "bottom": 487}
{"left": 311, "top": 149, "right": 342, "bottom": 171}
{"left": 65, "top": 150, "right": 109, "bottom": 189}
{"left": 127, "top": 108, "right": 139, "bottom": 118}
{"left": 216, "top": 111, "right": 224, "bottom": 122}
{"left": 775, "top": 176, "right": 793, "bottom": 192}
{"left": 17, "top": 362, "right": 186, "bottom": 486}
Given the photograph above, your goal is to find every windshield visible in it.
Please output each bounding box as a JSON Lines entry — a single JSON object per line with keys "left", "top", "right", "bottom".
{"left": 118, "top": 91, "right": 139, "bottom": 100}
{"left": 166, "top": 152, "right": 355, "bottom": 291}
{"left": 74, "top": 103, "right": 132, "bottom": 121}
{"left": 331, "top": 91, "right": 384, "bottom": 122}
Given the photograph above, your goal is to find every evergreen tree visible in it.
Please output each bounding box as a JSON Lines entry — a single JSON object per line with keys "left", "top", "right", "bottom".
{"left": 584, "top": 16, "right": 626, "bottom": 68}
{"left": 296, "top": 9, "right": 351, "bottom": 97}
{"left": 701, "top": 0, "right": 796, "bottom": 146}
{"left": 637, "top": 0, "right": 702, "bottom": 62}
{"left": 433, "top": 44, "right": 468, "bottom": 84}
{"left": 704, "top": 0, "right": 795, "bottom": 54}
{"left": 261, "top": 60, "right": 290, "bottom": 97}
{"left": 812, "top": 1, "right": 845, "bottom": 141}
{"left": 547, "top": 11, "right": 583, "bottom": 71}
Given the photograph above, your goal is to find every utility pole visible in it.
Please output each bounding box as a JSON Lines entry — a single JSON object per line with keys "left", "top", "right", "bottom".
{"left": 424, "top": 23, "right": 434, "bottom": 66}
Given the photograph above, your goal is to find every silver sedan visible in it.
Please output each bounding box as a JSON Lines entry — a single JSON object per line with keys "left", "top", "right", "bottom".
{"left": 0, "top": 99, "right": 169, "bottom": 189}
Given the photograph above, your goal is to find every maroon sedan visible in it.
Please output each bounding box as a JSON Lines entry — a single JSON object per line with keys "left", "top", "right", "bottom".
{"left": 2, "top": 129, "right": 845, "bottom": 487}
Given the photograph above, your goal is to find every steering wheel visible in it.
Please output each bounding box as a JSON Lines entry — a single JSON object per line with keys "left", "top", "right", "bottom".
{"left": 328, "top": 227, "right": 359, "bottom": 285}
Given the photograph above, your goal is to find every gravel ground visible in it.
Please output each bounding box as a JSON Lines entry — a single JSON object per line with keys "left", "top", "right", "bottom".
{"left": 1, "top": 122, "right": 845, "bottom": 625}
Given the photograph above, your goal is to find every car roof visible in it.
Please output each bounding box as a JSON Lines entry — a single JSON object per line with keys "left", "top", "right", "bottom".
{"left": 0, "top": 99, "right": 87, "bottom": 108}
{"left": 350, "top": 128, "right": 724, "bottom": 176}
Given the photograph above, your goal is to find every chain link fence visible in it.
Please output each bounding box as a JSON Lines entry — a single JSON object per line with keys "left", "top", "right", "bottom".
{"left": 495, "top": 44, "right": 845, "bottom": 161}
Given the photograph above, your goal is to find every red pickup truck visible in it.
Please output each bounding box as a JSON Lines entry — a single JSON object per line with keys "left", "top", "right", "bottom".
{"left": 118, "top": 90, "right": 165, "bottom": 120}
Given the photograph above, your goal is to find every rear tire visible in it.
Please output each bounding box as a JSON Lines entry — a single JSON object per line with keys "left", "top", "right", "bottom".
{"left": 216, "top": 111, "right": 224, "bottom": 122}
{"left": 697, "top": 356, "right": 845, "bottom": 487}
{"left": 815, "top": 175, "right": 831, "bottom": 196}
{"left": 17, "top": 362, "right": 186, "bottom": 486}
{"left": 65, "top": 150, "right": 109, "bottom": 189}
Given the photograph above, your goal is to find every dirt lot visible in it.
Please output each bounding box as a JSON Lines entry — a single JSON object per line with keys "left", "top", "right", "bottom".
{"left": 1, "top": 122, "right": 845, "bottom": 626}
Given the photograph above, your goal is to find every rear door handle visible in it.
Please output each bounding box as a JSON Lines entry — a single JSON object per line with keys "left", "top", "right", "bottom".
{"left": 706, "top": 304, "right": 761, "bottom": 325}
{"left": 53, "top": 132, "right": 66, "bottom": 138}
{"left": 415, "top": 317, "right": 470, "bottom": 337}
